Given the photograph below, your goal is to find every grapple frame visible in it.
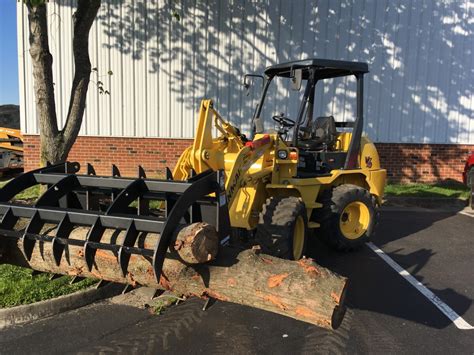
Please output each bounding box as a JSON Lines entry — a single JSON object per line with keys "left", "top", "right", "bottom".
{"left": 0, "top": 162, "right": 231, "bottom": 282}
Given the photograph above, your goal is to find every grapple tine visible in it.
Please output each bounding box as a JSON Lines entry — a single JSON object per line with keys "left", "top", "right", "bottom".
{"left": 165, "top": 167, "right": 173, "bottom": 180}
{"left": 87, "top": 163, "right": 96, "bottom": 176}
{"left": 95, "top": 280, "right": 109, "bottom": 289}
{"left": 84, "top": 217, "right": 105, "bottom": 271}
{"left": 0, "top": 207, "right": 18, "bottom": 230}
{"left": 52, "top": 214, "right": 73, "bottom": 266}
{"left": 151, "top": 289, "right": 164, "bottom": 300}
{"left": 49, "top": 273, "right": 62, "bottom": 281}
{"left": 136, "top": 167, "right": 149, "bottom": 215}
{"left": 22, "top": 211, "right": 44, "bottom": 261}
{"left": 106, "top": 178, "right": 147, "bottom": 215}
{"left": 118, "top": 221, "right": 139, "bottom": 277}
{"left": 69, "top": 276, "right": 85, "bottom": 284}
{"left": 138, "top": 165, "right": 146, "bottom": 178}
{"left": 111, "top": 165, "right": 121, "bottom": 201}
{"left": 122, "top": 284, "right": 135, "bottom": 294}
{"left": 112, "top": 164, "right": 121, "bottom": 177}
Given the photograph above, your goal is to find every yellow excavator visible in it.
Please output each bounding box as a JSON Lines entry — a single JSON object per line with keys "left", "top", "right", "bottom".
{"left": 0, "top": 59, "right": 385, "bottom": 291}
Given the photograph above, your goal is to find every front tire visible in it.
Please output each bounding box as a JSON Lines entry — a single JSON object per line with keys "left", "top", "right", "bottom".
{"left": 255, "top": 196, "right": 308, "bottom": 260}
{"left": 317, "top": 184, "right": 378, "bottom": 251}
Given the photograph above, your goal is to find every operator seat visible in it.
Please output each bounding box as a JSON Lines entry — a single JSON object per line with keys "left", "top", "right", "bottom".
{"left": 298, "top": 116, "right": 338, "bottom": 151}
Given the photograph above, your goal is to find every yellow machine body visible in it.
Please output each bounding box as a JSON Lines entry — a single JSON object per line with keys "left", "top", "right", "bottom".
{"left": 0, "top": 128, "right": 23, "bottom": 153}
{"left": 173, "top": 99, "right": 386, "bottom": 231}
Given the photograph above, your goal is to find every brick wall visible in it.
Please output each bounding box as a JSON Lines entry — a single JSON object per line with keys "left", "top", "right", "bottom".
{"left": 376, "top": 143, "right": 473, "bottom": 183}
{"left": 23, "top": 135, "right": 193, "bottom": 177}
{"left": 24, "top": 135, "right": 473, "bottom": 183}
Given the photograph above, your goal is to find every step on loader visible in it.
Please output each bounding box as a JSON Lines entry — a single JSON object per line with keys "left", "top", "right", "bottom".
{"left": 0, "top": 59, "right": 386, "bottom": 329}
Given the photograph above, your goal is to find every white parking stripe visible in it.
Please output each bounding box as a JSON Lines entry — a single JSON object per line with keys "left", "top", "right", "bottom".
{"left": 366, "top": 242, "right": 474, "bottom": 330}
{"left": 459, "top": 210, "right": 474, "bottom": 218}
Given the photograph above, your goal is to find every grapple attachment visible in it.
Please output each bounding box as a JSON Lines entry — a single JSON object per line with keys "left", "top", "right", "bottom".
{"left": 0, "top": 162, "right": 231, "bottom": 283}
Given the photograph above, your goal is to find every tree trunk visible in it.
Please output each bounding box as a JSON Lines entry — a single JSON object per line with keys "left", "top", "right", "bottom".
{"left": 2, "top": 225, "right": 347, "bottom": 329}
{"left": 26, "top": 2, "right": 60, "bottom": 165}
{"left": 26, "top": 1, "right": 100, "bottom": 166}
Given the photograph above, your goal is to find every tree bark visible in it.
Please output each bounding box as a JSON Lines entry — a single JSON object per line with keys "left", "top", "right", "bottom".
{"left": 26, "top": 0, "right": 100, "bottom": 165}
{"left": 26, "top": 2, "right": 59, "bottom": 164}
{"left": 2, "top": 225, "right": 347, "bottom": 329}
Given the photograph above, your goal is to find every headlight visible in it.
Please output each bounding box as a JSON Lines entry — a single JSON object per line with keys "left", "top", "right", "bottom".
{"left": 277, "top": 150, "right": 288, "bottom": 159}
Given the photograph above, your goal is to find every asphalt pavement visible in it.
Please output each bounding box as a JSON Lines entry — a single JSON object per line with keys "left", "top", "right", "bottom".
{"left": 0, "top": 208, "right": 473, "bottom": 354}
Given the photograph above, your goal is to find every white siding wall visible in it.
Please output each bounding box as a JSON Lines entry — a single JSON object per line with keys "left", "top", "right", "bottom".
{"left": 18, "top": 0, "right": 474, "bottom": 144}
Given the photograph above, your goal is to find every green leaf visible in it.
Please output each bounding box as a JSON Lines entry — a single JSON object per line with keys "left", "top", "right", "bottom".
{"left": 107, "top": 70, "right": 113, "bottom": 76}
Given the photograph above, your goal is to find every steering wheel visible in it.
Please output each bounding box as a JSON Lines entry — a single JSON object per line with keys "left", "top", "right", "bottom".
{"left": 272, "top": 113, "right": 296, "bottom": 128}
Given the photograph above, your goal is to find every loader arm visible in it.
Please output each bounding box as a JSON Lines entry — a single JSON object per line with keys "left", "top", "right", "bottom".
{"left": 173, "top": 99, "right": 246, "bottom": 180}
{"left": 172, "top": 99, "right": 275, "bottom": 229}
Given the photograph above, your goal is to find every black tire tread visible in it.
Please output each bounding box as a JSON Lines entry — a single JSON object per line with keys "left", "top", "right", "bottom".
{"left": 256, "top": 196, "right": 307, "bottom": 259}
{"left": 316, "top": 184, "right": 378, "bottom": 251}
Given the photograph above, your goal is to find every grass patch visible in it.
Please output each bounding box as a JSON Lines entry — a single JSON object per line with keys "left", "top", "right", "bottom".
{"left": 385, "top": 182, "right": 470, "bottom": 199}
{"left": 150, "top": 294, "right": 184, "bottom": 315}
{"left": 0, "top": 179, "right": 40, "bottom": 202}
{"left": 0, "top": 265, "right": 97, "bottom": 308}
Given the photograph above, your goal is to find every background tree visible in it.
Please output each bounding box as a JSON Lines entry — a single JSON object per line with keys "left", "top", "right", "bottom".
{"left": 25, "top": 0, "right": 100, "bottom": 165}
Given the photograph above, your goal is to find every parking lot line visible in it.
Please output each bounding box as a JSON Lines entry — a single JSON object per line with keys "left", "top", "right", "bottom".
{"left": 366, "top": 242, "right": 474, "bottom": 330}
{"left": 458, "top": 210, "right": 474, "bottom": 218}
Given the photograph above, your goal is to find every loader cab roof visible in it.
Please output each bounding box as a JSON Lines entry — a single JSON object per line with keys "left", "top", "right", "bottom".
{"left": 264, "top": 58, "right": 369, "bottom": 80}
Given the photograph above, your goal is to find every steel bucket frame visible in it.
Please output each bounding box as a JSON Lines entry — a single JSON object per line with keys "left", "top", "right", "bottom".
{"left": 0, "top": 162, "right": 231, "bottom": 282}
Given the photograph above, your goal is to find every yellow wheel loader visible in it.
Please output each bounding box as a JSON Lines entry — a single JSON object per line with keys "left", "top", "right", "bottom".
{"left": 173, "top": 59, "right": 386, "bottom": 258}
{"left": 0, "top": 59, "right": 385, "bottom": 298}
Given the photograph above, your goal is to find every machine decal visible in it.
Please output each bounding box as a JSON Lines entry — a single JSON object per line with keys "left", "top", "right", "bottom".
{"left": 365, "top": 156, "right": 373, "bottom": 168}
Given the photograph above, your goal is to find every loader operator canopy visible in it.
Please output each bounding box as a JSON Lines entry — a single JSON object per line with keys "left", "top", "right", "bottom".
{"left": 250, "top": 58, "right": 368, "bottom": 169}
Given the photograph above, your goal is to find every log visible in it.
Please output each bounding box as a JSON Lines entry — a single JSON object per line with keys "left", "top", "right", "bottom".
{"left": 1, "top": 224, "right": 347, "bottom": 329}
{"left": 172, "top": 222, "right": 219, "bottom": 264}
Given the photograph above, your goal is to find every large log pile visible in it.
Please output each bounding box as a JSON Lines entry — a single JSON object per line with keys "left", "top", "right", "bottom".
{"left": 1, "top": 222, "right": 347, "bottom": 330}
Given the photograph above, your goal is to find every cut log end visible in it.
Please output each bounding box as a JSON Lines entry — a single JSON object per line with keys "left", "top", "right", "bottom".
{"left": 173, "top": 222, "right": 219, "bottom": 264}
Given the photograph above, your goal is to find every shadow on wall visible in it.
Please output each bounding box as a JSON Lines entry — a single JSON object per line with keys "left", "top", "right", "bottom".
{"left": 94, "top": 0, "right": 473, "bottom": 142}
{"left": 48, "top": 0, "right": 473, "bottom": 177}
{"left": 376, "top": 143, "right": 473, "bottom": 183}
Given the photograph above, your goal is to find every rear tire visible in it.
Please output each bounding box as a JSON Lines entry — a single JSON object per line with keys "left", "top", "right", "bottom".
{"left": 317, "top": 184, "right": 378, "bottom": 251}
{"left": 255, "top": 196, "right": 308, "bottom": 260}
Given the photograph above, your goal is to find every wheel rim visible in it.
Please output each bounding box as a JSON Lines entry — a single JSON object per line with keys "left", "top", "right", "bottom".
{"left": 293, "top": 216, "right": 305, "bottom": 259}
{"left": 339, "top": 201, "right": 370, "bottom": 240}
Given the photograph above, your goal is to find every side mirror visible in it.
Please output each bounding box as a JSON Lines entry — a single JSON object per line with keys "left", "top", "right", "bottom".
{"left": 291, "top": 68, "right": 302, "bottom": 91}
{"left": 243, "top": 74, "right": 264, "bottom": 96}
{"left": 243, "top": 77, "right": 251, "bottom": 96}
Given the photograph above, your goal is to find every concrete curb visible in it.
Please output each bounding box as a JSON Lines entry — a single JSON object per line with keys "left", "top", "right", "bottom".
{"left": 0, "top": 282, "right": 122, "bottom": 329}
{"left": 383, "top": 196, "right": 468, "bottom": 210}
